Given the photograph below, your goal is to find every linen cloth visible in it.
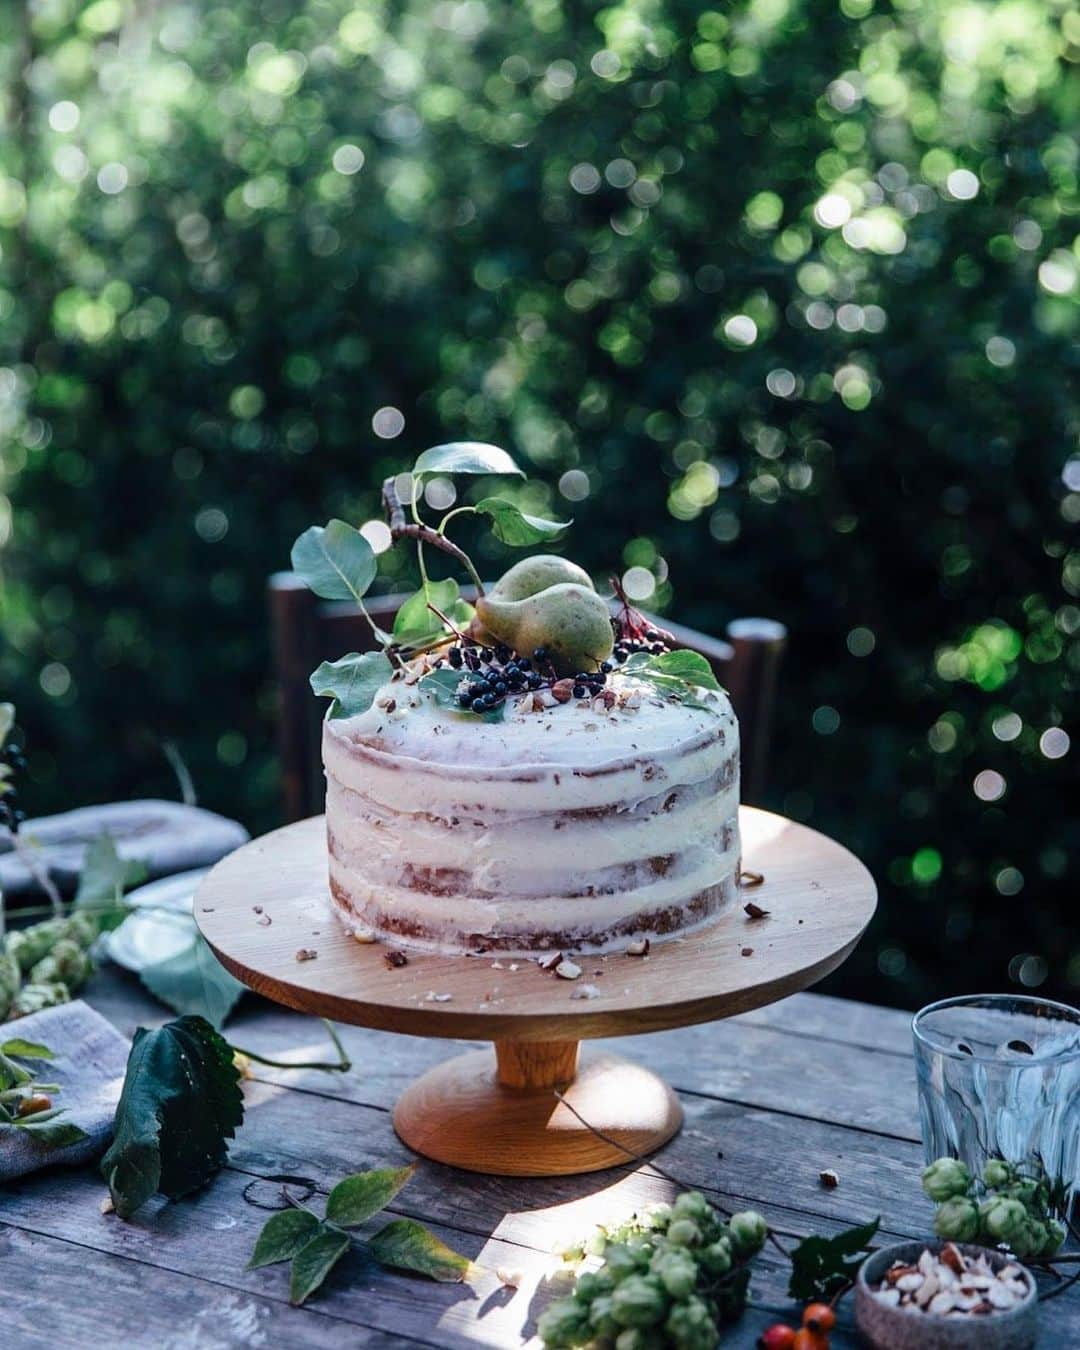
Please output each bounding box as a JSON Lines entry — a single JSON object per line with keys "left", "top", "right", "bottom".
{"left": 0, "top": 998, "right": 129, "bottom": 1181}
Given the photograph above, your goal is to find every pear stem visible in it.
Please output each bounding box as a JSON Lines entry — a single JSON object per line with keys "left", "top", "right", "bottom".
{"left": 382, "top": 476, "right": 485, "bottom": 596}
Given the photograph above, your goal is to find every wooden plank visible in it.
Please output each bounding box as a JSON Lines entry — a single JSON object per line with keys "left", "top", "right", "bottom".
{"left": 82, "top": 970, "right": 923, "bottom": 1141}
{"left": 194, "top": 810, "right": 876, "bottom": 1042}
{"left": 0, "top": 1223, "right": 422, "bottom": 1349}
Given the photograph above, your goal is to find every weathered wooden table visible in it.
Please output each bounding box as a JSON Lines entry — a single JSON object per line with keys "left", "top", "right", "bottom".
{"left": 3, "top": 968, "right": 1077, "bottom": 1348}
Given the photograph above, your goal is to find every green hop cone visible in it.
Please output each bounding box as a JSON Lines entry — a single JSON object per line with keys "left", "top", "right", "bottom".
{"left": 921, "top": 1157, "right": 973, "bottom": 1202}
{"left": 697, "top": 1237, "right": 733, "bottom": 1277}
{"left": 585, "top": 1228, "right": 607, "bottom": 1257}
{"left": 727, "top": 1210, "right": 768, "bottom": 1259}
{"left": 1005, "top": 1177, "right": 1040, "bottom": 1208}
{"left": 934, "top": 1196, "right": 980, "bottom": 1242}
{"left": 981, "top": 1196, "right": 1029, "bottom": 1243}
{"left": 651, "top": 1248, "right": 698, "bottom": 1300}
{"left": 666, "top": 1219, "right": 703, "bottom": 1248}
{"left": 1043, "top": 1219, "right": 1067, "bottom": 1257}
{"left": 611, "top": 1274, "right": 669, "bottom": 1328}
{"left": 614, "top": 1329, "right": 664, "bottom": 1350}
{"left": 574, "top": 1270, "right": 614, "bottom": 1304}
{"left": 0, "top": 947, "right": 19, "bottom": 1020}
{"left": 982, "top": 1158, "right": 1012, "bottom": 1189}
{"left": 604, "top": 1245, "right": 641, "bottom": 1283}
{"left": 672, "top": 1192, "right": 714, "bottom": 1225}
{"left": 640, "top": 1202, "right": 673, "bottom": 1232}
{"left": 665, "top": 1294, "right": 720, "bottom": 1350}
{"left": 537, "top": 1296, "right": 589, "bottom": 1348}
{"left": 589, "top": 1294, "right": 619, "bottom": 1339}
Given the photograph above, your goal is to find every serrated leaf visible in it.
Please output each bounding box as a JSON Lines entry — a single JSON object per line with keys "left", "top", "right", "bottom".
{"left": 75, "top": 834, "right": 148, "bottom": 930}
{"left": 392, "top": 580, "right": 472, "bottom": 645}
{"left": 368, "top": 1218, "right": 472, "bottom": 1283}
{"left": 10, "top": 1118, "right": 89, "bottom": 1149}
{"left": 787, "top": 1217, "right": 880, "bottom": 1301}
{"left": 100, "top": 1015, "right": 244, "bottom": 1218}
{"left": 413, "top": 442, "right": 523, "bottom": 479}
{"left": 290, "top": 1224, "right": 351, "bottom": 1305}
{"left": 291, "top": 519, "right": 378, "bottom": 603}
{"left": 325, "top": 1164, "right": 416, "bottom": 1227}
{"left": 310, "top": 650, "right": 394, "bottom": 719}
{"left": 248, "top": 1208, "right": 321, "bottom": 1269}
{"left": 419, "top": 668, "right": 506, "bottom": 722}
{"left": 0, "top": 1039, "right": 55, "bottom": 1060}
{"left": 475, "top": 497, "right": 571, "bottom": 546}
{"left": 139, "top": 931, "right": 245, "bottom": 1029}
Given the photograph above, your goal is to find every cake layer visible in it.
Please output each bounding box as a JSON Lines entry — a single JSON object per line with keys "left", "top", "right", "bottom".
{"left": 322, "top": 669, "right": 741, "bottom": 954}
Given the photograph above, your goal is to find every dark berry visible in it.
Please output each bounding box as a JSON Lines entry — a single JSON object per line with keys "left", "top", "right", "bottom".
{"left": 480, "top": 647, "right": 493, "bottom": 661}
{"left": 645, "top": 628, "right": 660, "bottom": 641}
{"left": 527, "top": 672, "right": 542, "bottom": 689}
{"left": 650, "top": 642, "right": 665, "bottom": 654}
{"left": 600, "top": 661, "right": 613, "bottom": 673}
{"left": 573, "top": 684, "right": 588, "bottom": 699}
{"left": 448, "top": 648, "right": 463, "bottom": 668}
{"left": 494, "top": 680, "right": 507, "bottom": 694}
{"left": 517, "top": 657, "right": 531, "bottom": 671}
{"left": 533, "top": 647, "right": 547, "bottom": 661}
{"left": 495, "top": 644, "right": 511, "bottom": 662}
{"left": 457, "top": 690, "right": 474, "bottom": 708}
{"left": 613, "top": 647, "right": 627, "bottom": 662}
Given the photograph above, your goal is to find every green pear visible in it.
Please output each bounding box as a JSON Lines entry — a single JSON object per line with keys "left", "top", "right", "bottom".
{"left": 490, "top": 554, "right": 595, "bottom": 602}
{"left": 475, "top": 583, "right": 614, "bottom": 674}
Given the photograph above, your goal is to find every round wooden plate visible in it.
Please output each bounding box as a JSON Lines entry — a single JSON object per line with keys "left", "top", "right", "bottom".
{"left": 197, "top": 807, "right": 875, "bottom": 1175}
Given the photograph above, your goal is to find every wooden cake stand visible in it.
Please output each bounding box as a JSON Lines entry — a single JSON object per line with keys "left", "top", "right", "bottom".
{"left": 196, "top": 807, "right": 875, "bottom": 1177}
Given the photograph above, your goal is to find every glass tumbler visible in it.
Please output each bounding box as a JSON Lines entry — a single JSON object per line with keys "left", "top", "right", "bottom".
{"left": 913, "top": 994, "right": 1080, "bottom": 1216}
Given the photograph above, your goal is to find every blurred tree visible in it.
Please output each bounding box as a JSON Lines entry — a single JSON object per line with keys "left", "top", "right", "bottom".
{"left": 0, "top": 0, "right": 1076, "bottom": 1007}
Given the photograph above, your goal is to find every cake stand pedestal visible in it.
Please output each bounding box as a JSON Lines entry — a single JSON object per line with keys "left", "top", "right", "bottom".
{"left": 196, "top": 808, "right": 875, "bottom": 1177}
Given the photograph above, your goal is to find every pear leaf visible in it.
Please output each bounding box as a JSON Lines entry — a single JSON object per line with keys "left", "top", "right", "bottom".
{"left": 392, "top": 580, "right": 472, "bottom": 646}
{"left": 475, "top": 498, "right": 571, "bottom": 547}
{"left": 310, "top": 650, "right": 394, "bottom": 719}
{"left": 413, "top": 442, "right": 523, "bottom": 479}
{"left": 419, "top": 668, "right": 506, "bottom": 723}
{"left": 622, "top": 650, "right": 724, "bottom": 704}
{"left": 289, "top": 1224, "right": 351, "bottom": 1305}
{"left": 325, "top": 1163, "right": 417, "bottom": 1227}
{"left": 368, "top": 1217, "right": 473, "bottom": 1282}
{"left": 291, "top": 520, "right": 377, "bottom": 603}
{"left": 100, "top": 1015, "right": 244, "bottom": 1218}
{"left": 248, "top": 1208, "right": 321, "bottom": 1269}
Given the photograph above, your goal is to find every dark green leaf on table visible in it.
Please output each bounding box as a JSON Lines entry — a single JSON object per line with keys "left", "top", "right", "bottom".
{"left": 368, "top": 1217, "right": 472, "bottom": 1282}
{"left": 325, "top": 1164, "right": 417, "bottom": 1227}
{"left": 787, "top": 1217, "right": 880, "bottom": 1301}
{"left": 392, "top": 580, "right": 472, "bottom": 645}
{"left": 100, "top": 1014, "right": 244, "bottom": 1218}
{"left": 8, "top": 1116, "right": 88, "bottom": 1148}
{"left": 289, "top": 1224, "right": 352, "bottom": 1305}
{"left": 75, "top": 834, "right": 148, "bottom": 931}
{"left": 139, "top": 932, "right": 245, "bottom": 1028}
{"left": 412, "top": 442, "right": 523, "bottom": 479}
{"left": 310, "top": 650, "right": 394, "bottom": 719}
{"left": 475, "top": 497, "right": 571, "bottom": 546}
{"left": 291, "top": 519, "right": 378, "bottom": 603}
{"left": 248, "top": 1207, "right": 321, "bottom": 1269}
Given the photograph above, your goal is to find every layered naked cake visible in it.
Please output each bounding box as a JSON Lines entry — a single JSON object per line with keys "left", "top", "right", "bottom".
{"left": 323, "top": 668, "right": 740, "bottom": 955}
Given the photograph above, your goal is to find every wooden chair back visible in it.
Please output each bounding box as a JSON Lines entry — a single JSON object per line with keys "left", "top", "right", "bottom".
{"left": 268, "top": 573, "right": 786, "bottom": 822}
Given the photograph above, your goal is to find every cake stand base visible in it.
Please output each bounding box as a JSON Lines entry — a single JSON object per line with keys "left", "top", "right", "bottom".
{"left": 392, "top": 1040, "right": 682, "bottom": 1176}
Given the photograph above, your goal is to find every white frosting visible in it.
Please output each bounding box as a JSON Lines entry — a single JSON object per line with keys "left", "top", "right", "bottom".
{"left": 323, "top": 667, "right": 740, "bottom": 953}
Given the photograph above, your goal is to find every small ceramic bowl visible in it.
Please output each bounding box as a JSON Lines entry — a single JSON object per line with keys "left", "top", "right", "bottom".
{"left": 855, "top": 1240, "right": 1037, "bottom": 1350}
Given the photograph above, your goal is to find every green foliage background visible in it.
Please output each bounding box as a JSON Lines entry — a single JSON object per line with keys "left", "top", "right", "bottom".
{"left": 1, "top": 0, "right": 1077, "bottom": 1007}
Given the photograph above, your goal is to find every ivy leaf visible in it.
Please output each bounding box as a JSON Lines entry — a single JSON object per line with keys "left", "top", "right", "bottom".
{"left": 623, "top": 649, "right": 722, "bottom": 692}
{"left": 0, "top": 1039, "right": 55, "bottom": 1060}
{"left": 310, "top": 650, "right": 393, "bottom": 719}
{"left": 290, "top": 1224, "right": 351, "bottom": 1305}
{"left": 368, "top": 1217, "right": 473, "bottom": 1283}
{"left": 291, "top": 519, "right": 377, "bottom": 603}
{"left": 139, "top": 932, "right": 245, "bottom": 1029}
{"left": 100, "top": 1015, "right": 244, "bottom": 1218}
{"left": 325, "top": 1164, "right": 416, "bottom": 1227}
{"left": 392, "top": 580, "right": 472, "bottom": 646}
{"left": 248, "top": 1208, "right": 321, "bottom": 1269}
{"left": 9, "top": 1117, "right": 89, "bottom": 1149}
{"left": 419, "top": 668, "right": 506, "bottom": 723}
{"left": 475, "top": 497, "right": 571, "bottom": 546}
{"left": 75, "top": 834, "right": 149, "bottom": 931}
{"left": 787, "top": 1217, "right": 880, "bottom": 1301}
{"left": 413, "top": 442, "right": 523, "bottom": 479}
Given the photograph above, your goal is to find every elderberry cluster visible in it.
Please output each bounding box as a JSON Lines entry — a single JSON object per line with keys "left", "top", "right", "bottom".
{"left": 612, "top": 624, "right": 669, "bottom": 663}
{"left": 0, "top": 734, "right": 27, "bottom": 835}
{"left": 453, "top": 644, "right": 544, "bottom": 713}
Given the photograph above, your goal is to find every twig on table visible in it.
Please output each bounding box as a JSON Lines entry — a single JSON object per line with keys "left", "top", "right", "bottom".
{"left": 230, "top": 1019, "right": 352, "bottom": 1074}
{"left": 9, "top": 833, "right": 64, "bottom": 916}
